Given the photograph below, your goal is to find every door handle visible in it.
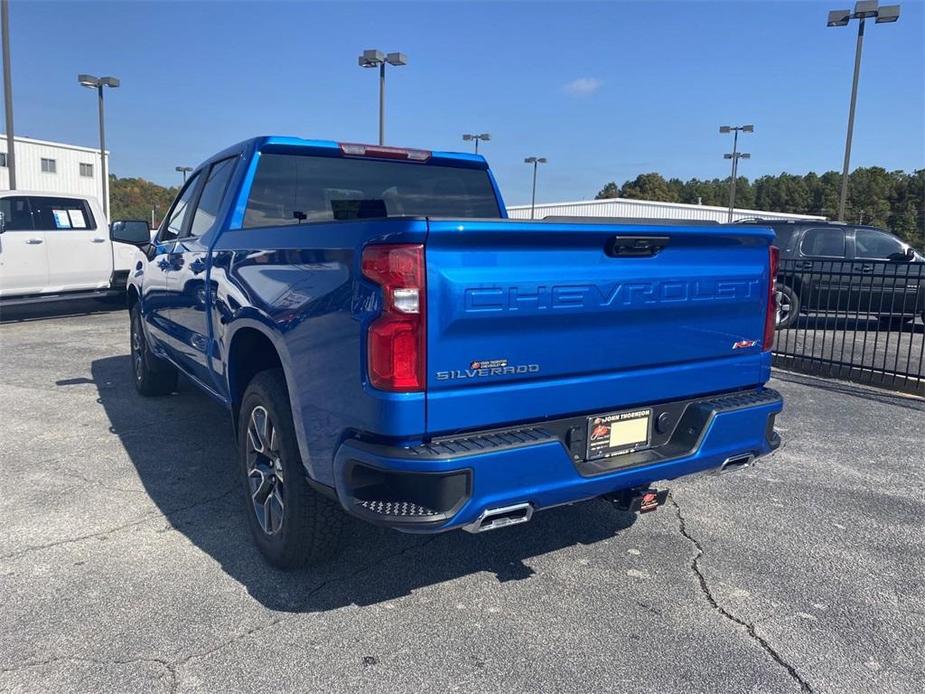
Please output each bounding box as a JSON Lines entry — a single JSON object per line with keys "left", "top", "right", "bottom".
{"left": 861, "top": 264, "right": 873, "bottom": 272}
{"left": 91, "top": 237, "right": 106, "bottom": 243}
{"left": 26, "top": 238, "right": 43, "bottom": 245}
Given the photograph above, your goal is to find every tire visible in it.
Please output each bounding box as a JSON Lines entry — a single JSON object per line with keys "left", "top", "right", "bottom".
{"left": 776, "top": 284, "right": 800, "bottom": 330}
{"left": 238, "top": 369, "right": 344, "bottom": 569}
{"left": 130, "top": 304, "right": 178, "bottom": 396}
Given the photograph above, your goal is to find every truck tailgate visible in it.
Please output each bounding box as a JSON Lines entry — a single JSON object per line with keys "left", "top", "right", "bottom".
{"left": 425, "top": 219, "right": 774, "bottom": 434}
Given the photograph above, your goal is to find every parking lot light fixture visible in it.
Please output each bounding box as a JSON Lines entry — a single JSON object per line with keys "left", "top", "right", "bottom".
{"left": 78, "top": 73, "right": 119, "bottom": 218}
{"left": 175, "top": 165, "right": 193, "bottom": 183}
{"left": 462, "top": 133, "right": 491, "bottom": 154}
{"left": 720, "top": 124, "right": 754, "bottom": 222}
{"left": 827, "top": 1, "right": 901, "bottom": 221}
{"left": 524, "top": 156, "right": 547, "bottom": 220}
{"left": 358, "top": 49, "right": 406, "bottom": 145}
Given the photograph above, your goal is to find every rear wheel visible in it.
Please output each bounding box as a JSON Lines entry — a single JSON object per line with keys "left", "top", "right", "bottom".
{"left": 130, "top": 304, "right": 177, "bottom": 396}
{"left": 238, "top": 369, "right": 344, "bottom": 569}
{"left": 776, "top": 284, "right": 800, "bottom": 329}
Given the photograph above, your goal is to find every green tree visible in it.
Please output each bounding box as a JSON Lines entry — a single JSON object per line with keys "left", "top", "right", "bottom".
{"left": 109, "top": 174, "right": 179, "bottom": 226}
{"left": 619, "top": 173, "right": 677, "bottom": 202}
{"left": 595, "top": 181, "right": 619, "bottom": 199}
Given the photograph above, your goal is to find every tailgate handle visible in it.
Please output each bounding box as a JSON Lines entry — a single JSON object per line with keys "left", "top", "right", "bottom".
{"left": 606, "top": 235, "right": 670, "bottom": 258}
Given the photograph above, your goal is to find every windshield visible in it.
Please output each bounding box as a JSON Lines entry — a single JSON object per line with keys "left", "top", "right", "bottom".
{"left": 242, "top": 153, "right": 501, "bottom": 228}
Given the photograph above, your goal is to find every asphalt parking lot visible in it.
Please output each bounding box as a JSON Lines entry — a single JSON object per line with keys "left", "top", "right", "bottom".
{"left": 1, "top": 303, "right": 923, "bottom": 694}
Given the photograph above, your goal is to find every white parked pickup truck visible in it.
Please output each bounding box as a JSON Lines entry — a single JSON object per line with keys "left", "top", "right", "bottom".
{"left": 0, "top": 191, "right": 150, "bottom": 306}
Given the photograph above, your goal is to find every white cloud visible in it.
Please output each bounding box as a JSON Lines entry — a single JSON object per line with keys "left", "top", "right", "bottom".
{"left": 563, "top": 77, "right": 603, "bottom": 96}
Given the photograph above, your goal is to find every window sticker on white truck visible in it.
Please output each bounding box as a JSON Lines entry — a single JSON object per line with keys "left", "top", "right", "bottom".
{"left": 52, "top": 209, "right": 72, "bottom": 228}
{"left": 68, "top": 209, "right": 87, "bottom": 228}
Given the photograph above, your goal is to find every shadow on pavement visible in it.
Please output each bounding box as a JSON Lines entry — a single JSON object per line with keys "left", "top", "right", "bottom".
{"left": 0, "top": 298, "right": 125, "bottom": 324}
{"left": 772, "top": 370, "right": 925, "bottom": 412}
{"left": 89, "top": 354, "right": 636, "bottom": 613}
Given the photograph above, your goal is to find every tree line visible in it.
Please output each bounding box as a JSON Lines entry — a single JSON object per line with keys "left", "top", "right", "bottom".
{"left": 595, "top": 167, "right": 925, "bottom": 248}
{"left": 110, "top": 175, "right": 179, "bottom": 228}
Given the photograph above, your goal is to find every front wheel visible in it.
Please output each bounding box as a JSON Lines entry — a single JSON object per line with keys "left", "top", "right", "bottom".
{"left": 238, "top": 369, "right": 344, "bottom": 569}
{"left": 130, "top": 304, "right": 177, "bottom": 396}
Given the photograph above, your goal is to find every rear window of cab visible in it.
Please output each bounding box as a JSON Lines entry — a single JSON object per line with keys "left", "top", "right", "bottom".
{"left": 242, "top": 153, "right": 501, "bottom": 228}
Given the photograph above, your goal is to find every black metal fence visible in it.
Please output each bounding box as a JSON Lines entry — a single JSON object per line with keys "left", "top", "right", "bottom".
{"left": 773, "top": 258, "right": 925, "bottom": 396}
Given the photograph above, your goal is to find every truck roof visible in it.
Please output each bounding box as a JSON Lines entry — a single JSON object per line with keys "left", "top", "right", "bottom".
{"left": 200, "top": 136, "right": 488, "bottom": 173}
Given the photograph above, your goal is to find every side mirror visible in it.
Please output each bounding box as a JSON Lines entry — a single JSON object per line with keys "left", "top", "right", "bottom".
{"left": 886, "top": 248, "right": 915, "bottom": 263}
{"left": 111, "top": 219, "right": 152, "bottom": 246}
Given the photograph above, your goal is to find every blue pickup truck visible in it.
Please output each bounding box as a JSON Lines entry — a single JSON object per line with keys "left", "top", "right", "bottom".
{"left": 124, "top": 136, "right": 782, "bottom": 568}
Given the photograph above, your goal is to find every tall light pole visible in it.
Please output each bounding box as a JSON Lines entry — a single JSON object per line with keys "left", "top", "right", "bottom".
{"left": 175, "top": 165, "right": 192, "bottom": 183}
{"left": 358, "top": 49, "right": 406, "bottom": 145}
{"left": 462, "top": 133, "right": 491, "bottom": 154}
{"left": 524, "top": 156, "right": 547, "bottom": 220}
{"left": 827, "top": 2, "right": 900, "bottom": 221}
{"left": 720, "top": 124, "right": 753, "bottom": 222}
{"left": 2, "top": 0, "right": 16, "bottom": 189}
{"left": 78, "top": 74, "right": 119, "bottom": 219}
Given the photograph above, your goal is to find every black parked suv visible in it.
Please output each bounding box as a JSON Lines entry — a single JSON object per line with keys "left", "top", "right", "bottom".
{"left": 737, "top": 220, "right": 924, "bottom": 329}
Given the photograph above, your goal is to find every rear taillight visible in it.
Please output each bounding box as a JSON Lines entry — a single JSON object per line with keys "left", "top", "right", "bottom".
{"left": 763, "top": 245, "right": 779, "bottom": 352}
{"left": 361, "top": 244, "right": 426, "bottom": 391}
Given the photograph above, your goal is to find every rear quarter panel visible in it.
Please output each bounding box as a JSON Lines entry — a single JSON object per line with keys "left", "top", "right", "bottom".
{"left": 209, "top": 220, "right": 429, "bottom": 485}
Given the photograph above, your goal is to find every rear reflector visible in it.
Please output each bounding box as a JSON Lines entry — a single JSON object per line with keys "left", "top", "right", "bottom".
{"left": 763, "top": 245, "right": 779, "bottom": 352}
{"left": 339, "top": 142, "right": 431, "bottom": 162}
{"left": 361, "top": 244, "right": 426, "bottom": 391}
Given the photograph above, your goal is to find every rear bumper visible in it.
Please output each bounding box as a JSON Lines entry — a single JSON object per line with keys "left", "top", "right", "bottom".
{"left": 331, "top": 387, "right": 783, "bottom": 532}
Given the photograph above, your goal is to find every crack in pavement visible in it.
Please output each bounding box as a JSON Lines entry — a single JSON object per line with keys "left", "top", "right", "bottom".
{"left": 0, "top": 486, "right": 237, "bottom": 561}
{"left": 668, "top": 494, "right": 813, "bottom": 694}
{"left": 56, "top": 466, "right": 150, "bottom": 496}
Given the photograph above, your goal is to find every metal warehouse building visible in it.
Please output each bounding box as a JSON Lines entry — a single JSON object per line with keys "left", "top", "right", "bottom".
{"left": 507, "top": 197, "right": 825, "bottom": 223}
{"left": 0, "top": 134, "right": 108, "bottom": 209}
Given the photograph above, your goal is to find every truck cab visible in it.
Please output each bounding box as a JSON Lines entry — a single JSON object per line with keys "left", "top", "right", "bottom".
{"left": 125, "top": 136, "right": 783, "bottom": 569}
{"left": 0, "top": 191, "right": 146, "bottom": 304}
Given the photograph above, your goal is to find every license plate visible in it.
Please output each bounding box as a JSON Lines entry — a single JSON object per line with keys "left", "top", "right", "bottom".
{"left": 586, "top": 408, "right": 652, "bottom": 460}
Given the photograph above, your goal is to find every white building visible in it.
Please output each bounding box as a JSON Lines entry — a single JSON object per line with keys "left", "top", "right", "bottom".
{"left": 507, "top": 197, "right": 826, "bottom": 223}
{"left": 0, "top": 135, "right": 108, "bottom": 211}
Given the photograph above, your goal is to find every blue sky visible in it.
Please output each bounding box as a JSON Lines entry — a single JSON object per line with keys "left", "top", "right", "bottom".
{"left": 7, "top": 0, "right": 924, "bottom": 205}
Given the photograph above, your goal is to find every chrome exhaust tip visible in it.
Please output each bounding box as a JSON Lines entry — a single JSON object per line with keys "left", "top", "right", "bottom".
{"left": 462, "top": 502, "right": 533, "bottom": 534}
{"left": 717, "top": 453, "right": 755, "bottom": 474}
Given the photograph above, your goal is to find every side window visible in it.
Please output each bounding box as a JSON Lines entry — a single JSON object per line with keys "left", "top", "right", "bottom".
{"left": 186, "top": 158, "right": 236, "bottom": 238}
{"left": 772, "top": 227, "right": 796, "bottom": 252}
{"left": 0, "top": 196, "right": 34, "bottom": 230}
{"left": 29, "top": 197, "right": 97, "bottom": 231}
{"left": 159, "top": 172, "right": 201, "bottom": 242}
{"left": 800, "top": 228, "right": 846, "bottom": 258}
{"left": 855, "top": 229, "right": 904, "bottom": 259}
